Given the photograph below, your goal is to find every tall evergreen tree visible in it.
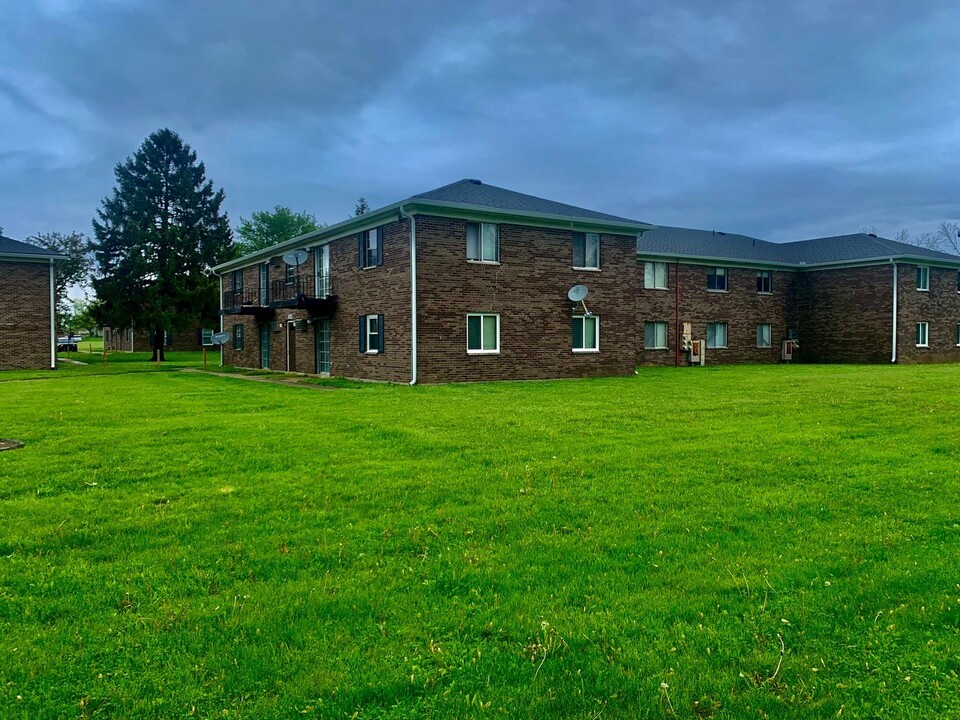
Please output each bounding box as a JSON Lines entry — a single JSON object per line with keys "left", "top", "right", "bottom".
{"left": 91, "top": 129, "right": 235, "bottom": 361}
{"left": 354, "top": 196, "right": 370, "bottom": 216}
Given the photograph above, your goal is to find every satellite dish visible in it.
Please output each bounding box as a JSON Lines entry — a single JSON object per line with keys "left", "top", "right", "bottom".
{"left": 567, "top": 285, "right": 588, "bottom": 302}
{"left": 212, "top": 331, "right": 231, "bottom": 346}
{"left": 283, "top": 249, "right": 309, "bottom": 267}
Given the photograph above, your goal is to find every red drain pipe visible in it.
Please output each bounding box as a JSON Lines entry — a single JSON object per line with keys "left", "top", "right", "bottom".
{"left": 675, "top": 260, "right": 680, "bottom": 367}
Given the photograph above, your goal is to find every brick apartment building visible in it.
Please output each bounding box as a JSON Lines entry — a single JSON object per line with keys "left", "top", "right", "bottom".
{"left": 215, "top": 180, "right": 960, "bottom": 383}
{"left": 0, "top": 235, "right": 64, "bottom": 370}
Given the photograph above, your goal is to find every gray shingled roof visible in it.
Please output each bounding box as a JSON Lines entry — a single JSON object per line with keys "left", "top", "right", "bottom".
{"left": 413, "top": 179, "right": 646, "bottom": 225}
{"left": 638, "top": 227, "right": 960, "bottom": 267}
{"left": 0, "top": 235, "right": 61, "bottom": 257}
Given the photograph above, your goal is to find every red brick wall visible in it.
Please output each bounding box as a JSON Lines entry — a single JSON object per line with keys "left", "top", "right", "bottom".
{"left": 415, "top": 216, "right": 639, "bottom": 382}
{"left": 0, "top": 260, "right": 52, "bottom": 370}
{"left": 796, "top": 265, "right": 893, "bottom": 363}
{"left": 895, "top": 263, "right": 960, "bottom": 363}
{"left": 637, "top": 263, "right": 798, "bottom": 366}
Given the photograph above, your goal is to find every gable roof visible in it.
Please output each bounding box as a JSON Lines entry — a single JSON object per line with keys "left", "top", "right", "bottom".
{"left": 216, "top": 179, "right": 653, "bottom": 272}
{"left": 412, "top": 179, "right": 644, "bottom": 225}
{"left": 638, "top": 228, "right": 960, "bottom": 268}
{"left": 0, "top": 235, "right": 65, "bottom": 260}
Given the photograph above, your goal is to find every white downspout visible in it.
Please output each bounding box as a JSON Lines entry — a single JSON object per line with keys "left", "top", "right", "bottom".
{"left": 218, "top": 273, "right": 224, "bottom": 367}
{"left": 399, "top": 205, "right": 417, "bottom": 384}
{"left": 891, "top": 260, "right": 898, "bottom": 363}
{"left": 49, "top": 259, "right": 56, "bottom": 369}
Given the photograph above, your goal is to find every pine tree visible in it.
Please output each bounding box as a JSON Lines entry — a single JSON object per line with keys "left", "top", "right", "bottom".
{"left": 91, "top": 129, "right": 235, "bottom": 361}
{"left": 354, "top": 196, "right": 370, "bottom": 216}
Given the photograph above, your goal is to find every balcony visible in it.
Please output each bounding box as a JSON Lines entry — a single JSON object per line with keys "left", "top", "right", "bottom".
{"left": 222, "top": 287, "right": 276, "bottom": 320}
{"left": 270, "top": 275, "right": 337, "bottom": 315}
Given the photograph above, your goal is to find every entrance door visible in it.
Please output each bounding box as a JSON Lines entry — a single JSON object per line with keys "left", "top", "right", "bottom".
{"left": 316, "top": 318, "right": 331, "bottom": 375}
{"left": 260, "top": 324, "right": 270, "bottom": 369}
{"left": 287, "top": 322, "right": 297, "bottom": 372}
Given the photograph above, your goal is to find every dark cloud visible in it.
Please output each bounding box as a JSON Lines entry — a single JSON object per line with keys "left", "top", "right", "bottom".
{"left": 0, "top": 0, "right": 957, "bottom": 246}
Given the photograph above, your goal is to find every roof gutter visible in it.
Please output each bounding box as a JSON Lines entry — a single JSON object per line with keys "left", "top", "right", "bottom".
{"left": 891, "top": 260, "right": 898, "bottom": 364}
{"left": 399, "top": 204, "right": 417, "bottom": 385}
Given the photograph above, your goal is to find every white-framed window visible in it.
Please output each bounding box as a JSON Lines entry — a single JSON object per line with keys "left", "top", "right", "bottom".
{"left": 573, "top": 232, "right": 600, "bottom": 269}
{"left": 466, "top": 313, "right": 499, "bottom": 353}
{"left": 572, "top": 315, "right": 599, "bottom": 352}
{"left": 232, "top": 323, "right": 244, "bottom": 350}
{"left": 757, "top": 270, "right": 772, "bottom": 294}
{"left": 359, "top": 314, "right": 383, "bottom": 353}
{"left": 956, "top": 323, "right": 960, "bottom": 347}
{"left": 707, "top": 267, "right": 727, "bottom": 291}
{"left": 644, "top": 262, "right": 668, "bottom": 290}
{"left": 359, "top": 228, "right": 382, "bottom": 268}
{"left": 467, "top": 223, "right": 499, "bottom": 263}
{"left": 917, "top": 266, "right": 930, "bottom": 291}
{"left": 643, "top": 321, "right": 668, "bottom": 349}
{"left": 706, "top": 322, "right": 727, "bottom": 349}
{"left": 756, "top": 323, "right": 772, "bottom": 348}
{"left": 201, "top": 328, "right": 214, "bottom": 346}
{"left": 916, "top": 322, "right": 929, "bottom": 347}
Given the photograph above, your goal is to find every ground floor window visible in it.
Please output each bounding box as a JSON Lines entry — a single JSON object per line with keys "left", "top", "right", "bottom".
{"left": 232, "top": 324, "right": 244, "bottom": 350}
{"left": 644, "top": 321, "right": 667, "bottom": 349}
{"left": 706, "top": 322, "right": 727, "bottom": 349}
{"left": 467, "top": 314, "right": 499, "bottom": 353}
{"left": 916, "top": 322, "right": 928, "bottom": 347}
{"left": 756, "top": 323, "right": 772, "bottom": 348}
{"left": 956, "top": 323, "right": 960, "bottom": 347}
{"left": 572, "top": 315, "right": 599, "bottom": 352}
{"left": 359, "top": 314, "right": 384, "bottom": 353}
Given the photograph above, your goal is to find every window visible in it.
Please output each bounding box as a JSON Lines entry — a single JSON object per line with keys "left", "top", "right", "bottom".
{"left": 756, "top": 323, "right": 772, "bottom": 348}
{"left": 707, "top": 267, "right": 727, "bottom": 291}
{"left": 358, "top": 227, "right": 382, "bottom": 268}
{"left": 757, "top": 270, "right": 772, "bottom": 294}
{"left": 201, "top": 328, "right": 214, "bottom": 346}
{"left": 956, "top": 323, "right": 960, "bottom": 347}
{"left": 644, "top": 321, "right": 668, "bottom": 349}
{"left": 466, "top": 314, "right": 499, "bottom": 353}
{"left": 467, "top": 223, "right": 499, "bottom": 262}
{"left": 232, "top": 323, "right": 244, "bottom": 350}
{"left": 917, "top": 266, "right": 930, "bottom": 291}
{"left": 644, "top": 262, "right": 668, "bottom": 289}
{"left": 916, "top": 322, "right": 929, "bottom": 347}
{"left": 359, "top": 314, "right": 384, "bottom": 353}
{"left": 706, "top": 322, "right": 727, "bottom": 349}
{"left": 956, "top": 271, "right": 960, "bottom": 293}
{"left": 573, "top": 232, "right": 600, "bottom": 269}
{"left": 231, "top": 269, "right": 243, "bottom": 299}
{"left": 572, "top": 315, "right": 599, "bottom": 352}
{"left": 259, "top": 263, "right": 269, "bottom": 304}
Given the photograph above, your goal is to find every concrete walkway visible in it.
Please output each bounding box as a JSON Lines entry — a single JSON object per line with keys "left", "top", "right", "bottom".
{"left": 179, "top": 368, "right": 339, "bottom": 390}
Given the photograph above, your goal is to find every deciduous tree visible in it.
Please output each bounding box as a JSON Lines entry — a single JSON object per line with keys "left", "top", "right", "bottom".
{"left": 236, "top": 206, "right": 322, "bottom": 255}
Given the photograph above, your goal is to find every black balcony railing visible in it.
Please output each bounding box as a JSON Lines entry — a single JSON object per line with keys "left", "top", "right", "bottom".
{"left": 222, "top": 286, "right": 275, "bottom": 319}
{"left": 271, "top": 274, "right": 332, "bottom": 304}
{"left": 223, "top": 274, "right": 336, "bottom": 316}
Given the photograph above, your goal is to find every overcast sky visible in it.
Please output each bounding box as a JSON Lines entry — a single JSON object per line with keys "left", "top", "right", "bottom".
{"left": 1, "top": 0, "right": 958, "bottom": 248}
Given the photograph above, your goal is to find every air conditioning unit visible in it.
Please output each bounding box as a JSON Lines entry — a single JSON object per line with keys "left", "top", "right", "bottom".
{"left": 781, "top": 339, "right": 797, "bottom": 361}
{"left": 690, "top": 339, "right": 705, "bottom": 366}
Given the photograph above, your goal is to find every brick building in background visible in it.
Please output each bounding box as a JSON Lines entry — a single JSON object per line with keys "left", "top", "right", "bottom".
{"left": 0, "top": 235, "right": 64, "bottom": 370}
{"left": 215, "top": 180, "right": 960, "bottom": 383}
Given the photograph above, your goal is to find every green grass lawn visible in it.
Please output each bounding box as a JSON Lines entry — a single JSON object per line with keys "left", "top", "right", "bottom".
{"left": 2, "top": 362, "right": 960, "bottom": 718}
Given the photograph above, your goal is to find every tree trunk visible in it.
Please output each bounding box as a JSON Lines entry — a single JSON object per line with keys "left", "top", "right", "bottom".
{"left": 151, "top": 326, "right": 166, "bottom": 362}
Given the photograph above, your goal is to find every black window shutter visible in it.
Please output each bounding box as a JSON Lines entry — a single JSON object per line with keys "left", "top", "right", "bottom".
{"left": 377, "top": 314, "right": 385, "bottom": 353}
{"left": 358, "top": 234, "right": 364, "bottom": 268}
{"left": 376, "top": 228, "right": 383, "bottom": 266}
{"left": 572, "top": 232, "right": 585, "bottom": 267}
{"left": 196, "top": 328, "right": 202, "bottom": 345}
{"left": 359, "top": 315, "right": 366, "bottom": 352}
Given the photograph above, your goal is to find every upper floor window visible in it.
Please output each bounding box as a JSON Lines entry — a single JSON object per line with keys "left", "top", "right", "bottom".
{"left": 231, "top": 269, "right": 243, "bottom": 294}
{"left": 467, "top": 223, "right": 499, "bottom": 263}
{"left": 572, "top": 315, "right": 599, "bottom": 352}
{"left": 358, "top": 227, "right": 383, "bottom": 268}
{"left": 706, "top": 322, "right": 727, "bottom": 349}
{"left": 644, "top": 262, "right": 668, "bottom": 289}
{"left": 917, "top": 266, "right": 929, "bottom": 291}
{"left": 757, "top": 270, "right": 772, "bottom": 294}
{"left": 707, "top": 267, "right": 727, "bottom": 291}
{"left": 285, "top": 261, "right": 297, "bottom": 285}
{"left": 573, "top": 232, "right": 600, "bottom": 269}
{"left": 466, "top": 314, "right": 499, "bottom": 354}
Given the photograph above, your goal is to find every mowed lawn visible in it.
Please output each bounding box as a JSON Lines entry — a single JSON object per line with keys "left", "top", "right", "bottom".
{"left": 2, "top": 360, "right": 960, "bottom": 719}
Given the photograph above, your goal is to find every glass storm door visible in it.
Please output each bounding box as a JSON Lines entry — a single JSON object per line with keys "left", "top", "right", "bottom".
{"left": 260, "top": 324, "right": 270, "bottom": 369}
{"left": 316, "top": 319, "right": 331, "bottom": 375}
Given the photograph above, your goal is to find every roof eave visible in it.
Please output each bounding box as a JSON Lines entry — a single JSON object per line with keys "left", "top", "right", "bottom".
{"left": 0, "top": 251, "right": 68, "bottom": 262}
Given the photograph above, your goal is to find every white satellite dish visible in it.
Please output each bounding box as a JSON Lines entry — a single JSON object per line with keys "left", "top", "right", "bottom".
{"left": 212, "top": 331, "right": 231, "bottom": 346}
{"left": 567, "top": 285, "right": 588, "bottom": 302}
{"left": 283, "top": 249, "right": 309, "bottom": 267}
